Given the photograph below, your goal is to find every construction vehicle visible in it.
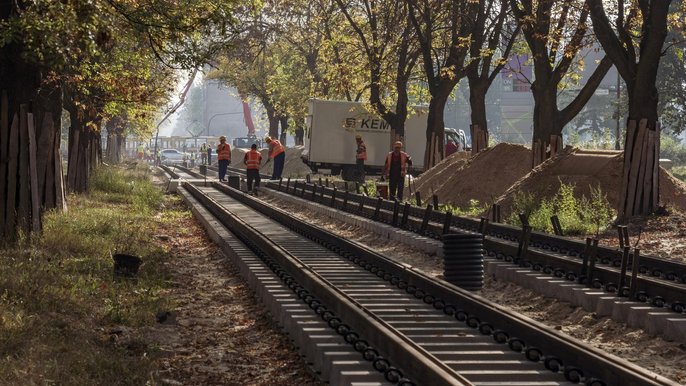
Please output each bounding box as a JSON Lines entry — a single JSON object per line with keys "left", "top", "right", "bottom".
{"left": 302, "top": 99, "right": 468, "bottom": 180}
{"left": 232, "top": 98, "right": 262, "bottom": 149}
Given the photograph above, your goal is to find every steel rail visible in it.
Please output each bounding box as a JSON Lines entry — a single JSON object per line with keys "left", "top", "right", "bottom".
{"left": 183, "top": 182, "right": 470, "bottom": 386}
{"left": 201, "top": 180, "right": 676, "bottom": 386}
{"left": 291, "top": 181, "right": 686, "bottom": 283}
{"left": 264, "top": 179, "right": 686, "bottom": 313}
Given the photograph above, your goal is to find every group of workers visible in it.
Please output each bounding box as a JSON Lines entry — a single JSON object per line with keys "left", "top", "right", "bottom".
{"left": 214, "top": 135, "right": 285, "bottom": 195}
{"left": 210, "top": 132, "right": 410, "bottom": 201}
{"left": 355, "top": 134, "right": 412, "bottom": 201}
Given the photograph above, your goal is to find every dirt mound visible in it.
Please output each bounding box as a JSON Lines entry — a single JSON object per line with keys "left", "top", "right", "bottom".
{"left": 411, "top": 143, "right": 531, "bottom": 208}
{"left": 238, "top": 146, "right": 310, "bottom": 178}
{"left": 495, "top": 149, "right": 686, "bottom": 217}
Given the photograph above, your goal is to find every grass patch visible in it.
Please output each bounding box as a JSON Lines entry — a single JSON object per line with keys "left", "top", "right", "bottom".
{"left": 506, "top": 182, "right": 616, "bottom": 236}
{"left": 0, "top": 162, "right": 175, "bottom": 385}
{"left": 438, "top": 200, "right": 487, "bottom": 217}
{"left": 672, "top": 165, "right": 686, "bottom": 182}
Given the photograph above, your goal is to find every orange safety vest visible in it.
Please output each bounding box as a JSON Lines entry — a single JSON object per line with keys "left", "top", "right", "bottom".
{"left": 269, "top": 140, "right": 285, "bottom": 159}
{"left": 385, "top": 151, "right": 409, "bottom": 176}
{"left": 356, "top": 141, "right": 367, "bottom": 160}
{"left": 217, "top": 143, "right": 231, "bottom": 160}
{"left": 244, "top": 149, "right": 262, "bottom": 170}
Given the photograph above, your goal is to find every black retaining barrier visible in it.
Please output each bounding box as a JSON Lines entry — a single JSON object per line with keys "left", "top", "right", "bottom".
{"left": 228, "top": 175, "right": 240, "bottom": 189}
{"left": 443, "top": 233, "right": 484, "bottom": 291}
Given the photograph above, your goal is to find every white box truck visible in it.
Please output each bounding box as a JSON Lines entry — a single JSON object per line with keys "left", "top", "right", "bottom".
{"left": 302, "top": 98, "right": 466, "bottom": 180}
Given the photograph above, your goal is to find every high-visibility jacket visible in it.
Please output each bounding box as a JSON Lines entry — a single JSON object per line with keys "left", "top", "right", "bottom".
{"left": 217, "top": 143, "right": 231, "bottom": 161}
{"left": 269, "top": 140, "right": 285, "bottom": 159}
{"left": 356, "top": 141, "right": 367, "bottom": 160}
{"left": 244, "top": 149, "right": 262, "bottom": 170}
{"left": 384, "top": 151, "right": 410, "bottom": 177}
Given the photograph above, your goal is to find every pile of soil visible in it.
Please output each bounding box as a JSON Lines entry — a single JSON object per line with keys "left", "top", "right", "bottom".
{"left": 495, "top": 148, "right": 686, "bottom": 218}
{"left": 411, "top": 144, "right": 531, "bottom": 208}
{"left": 230, "top": 146, "right": 311, "bottom": 177}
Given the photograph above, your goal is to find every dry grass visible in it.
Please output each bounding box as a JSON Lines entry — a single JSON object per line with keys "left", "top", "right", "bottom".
{"left": 0, "top": 162, "right": 176, "bottom": 385}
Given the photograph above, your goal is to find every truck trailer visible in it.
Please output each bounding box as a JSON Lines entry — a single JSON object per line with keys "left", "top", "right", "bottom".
{"left": 302, "top": 99, "right": 467, "bottom": 180}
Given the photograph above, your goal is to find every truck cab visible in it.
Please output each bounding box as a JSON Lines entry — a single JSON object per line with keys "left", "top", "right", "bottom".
{"left": 445, "top": 128, "right": 468, "bottom": 157}
{"left": 233, "top": 135, "right": 262, "bottom": 149}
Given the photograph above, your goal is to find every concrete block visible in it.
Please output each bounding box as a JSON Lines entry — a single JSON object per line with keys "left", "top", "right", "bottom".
{"left": 595, "top": 296, "right": 620, "bottom": 317}
{"left": 627, "top": 306, "right": 653, "bottom": 328}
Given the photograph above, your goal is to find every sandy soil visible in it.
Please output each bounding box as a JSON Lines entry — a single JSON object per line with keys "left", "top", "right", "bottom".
{"left": 596, "top": 212, "right": 686, "bottom": 263}
{"left": 263, "top": 194, "right": 686, "bottom": 384}
{"left": 411, "top": 143, "right": 531, "bottom": 208}
{"left": 231, "top": 146, "right": 311, "bottom": 178}
{"left": 495, "top": 148, "right": 686, "bottom": 218}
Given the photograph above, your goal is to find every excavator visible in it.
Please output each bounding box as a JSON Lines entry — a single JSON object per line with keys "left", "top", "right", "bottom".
{"left": 232, "top": 97, "right": 262, "bottom": 149}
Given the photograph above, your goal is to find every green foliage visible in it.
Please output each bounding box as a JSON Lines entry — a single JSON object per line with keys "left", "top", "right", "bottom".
{"left": 660, "top": 133, "right": 686, "bottom": 165}
{"left": 672, "top": 165, "right": 686, "bottom": 182}
{"left": 507, "top": 183, "right": 615, "bottom": 236}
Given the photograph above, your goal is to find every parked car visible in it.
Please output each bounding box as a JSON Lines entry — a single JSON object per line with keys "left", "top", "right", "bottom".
{"left": 160, "top": 149, "right": 189, "bottom": 165}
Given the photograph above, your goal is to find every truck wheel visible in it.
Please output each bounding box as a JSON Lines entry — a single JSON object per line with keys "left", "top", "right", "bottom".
{"left": 341, "top": 165, "right": 362, "bottom": 181}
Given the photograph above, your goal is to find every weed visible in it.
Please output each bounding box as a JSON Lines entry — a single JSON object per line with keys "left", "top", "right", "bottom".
{"left": 438, "top": 199, "right": 487, "bottom": 217}
{"left": 507, "top": 182, "right": 616, "bottom": 235}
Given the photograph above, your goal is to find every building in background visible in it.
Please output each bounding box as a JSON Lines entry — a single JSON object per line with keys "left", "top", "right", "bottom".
{"left": 171, "top": 79, "right": 250, "bottom": 142}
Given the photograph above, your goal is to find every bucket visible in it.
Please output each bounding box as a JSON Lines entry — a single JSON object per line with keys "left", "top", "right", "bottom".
{"left": 199, "top": 165, "right": 207, "bottom": 175}
{"left": 228, "top": 175, "right": 240, "bottom": 189}
{"left": 377, "top": 183, "right": 389, "bottom": 199}
{"left": 112, "top": 253, "right": 142, "bottom": 277}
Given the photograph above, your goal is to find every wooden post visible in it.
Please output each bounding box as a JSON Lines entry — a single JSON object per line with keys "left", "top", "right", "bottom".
{"left": 27, "top": 113, "right": 41, "bottom": 233}
{"left": 5, "top": 113, "right": 19, "bottom": 235}
{"left": 618, "top": 120, "right": 638, "bottom": 217}
{"left": 36, "top": 113, "right": 55, "bottom": 204}
{"left": 653, "top": 123, "right": 661, "bottom": 209}
{"left": 0, "top": 91, "right": 8, "bottom": 238}
{"left": 68, "top": 128, "right": 80, "bottom": 191}
{"left": 632, "top": 121, "right": 650, "bottom": 215}
{"left": 18, "top": 105, "right": 30, "bottom": 234}
{"left": 55, "top": 144, "right": 66, "bottom": 211}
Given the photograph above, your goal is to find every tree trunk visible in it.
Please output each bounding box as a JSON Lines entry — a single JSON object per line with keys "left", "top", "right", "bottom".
{"left": 1, "top": 38, "right": 64, "bottom": 240}
{"left": 294, "top": 119, "right": 304, "bottom": 146}
{"left": 423, "top": 94, "right": 448, "bottom": 170}
{"left": 105, "top": 117, "right": 124, "bottom": 164}
{"left": 531, "top": 83, "right": 562, "bottom": 167}
{"left": 66, "top": 106, "right": 100, "bottom": 193}
{"left": 279, "top": 115, "right": 288, "bottom": 144}
{"left": 468, "top": 80, "right": 489, "bottom": 154}
{"left": 618, "top": 81, "right": 661, "bottom": 217}
{"left": 261, "top": 97, "right": 280, "bottom": 139}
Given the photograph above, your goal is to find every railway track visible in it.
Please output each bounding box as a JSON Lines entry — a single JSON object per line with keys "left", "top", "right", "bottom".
{"left": 167, "top": 169, "right": 676, "bottom": 385}
{"left": 257, "top": 178, "right": 686, "bottom": 316}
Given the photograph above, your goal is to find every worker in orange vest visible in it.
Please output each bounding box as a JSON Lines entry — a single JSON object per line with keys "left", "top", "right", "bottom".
{"left": 355, "top": 134, "right": 367, "bottom": 182}
{"left": 264, "top": 136, "right": 285, "bottom": 180}
{"left": 384, "top": 141, "right": 412, "bottom": 201}
{"left": 217, "top": 136, "right": 232, "bottom": 181}
{"left": 244, "top": 143, "right": 263, "bottom": 194}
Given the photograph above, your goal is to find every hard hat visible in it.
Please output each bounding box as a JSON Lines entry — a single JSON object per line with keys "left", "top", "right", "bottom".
{"left": 355, "top": 134, "right": 362, "bottom": 140}
{"left": 264, "top": 136, "right": 272, "bottom": 143}
{"left": 219, "top": 136, "right": 226, "bottom": 140}
{"left": 393, "top": 141, "right": 403, "bottom": 148}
